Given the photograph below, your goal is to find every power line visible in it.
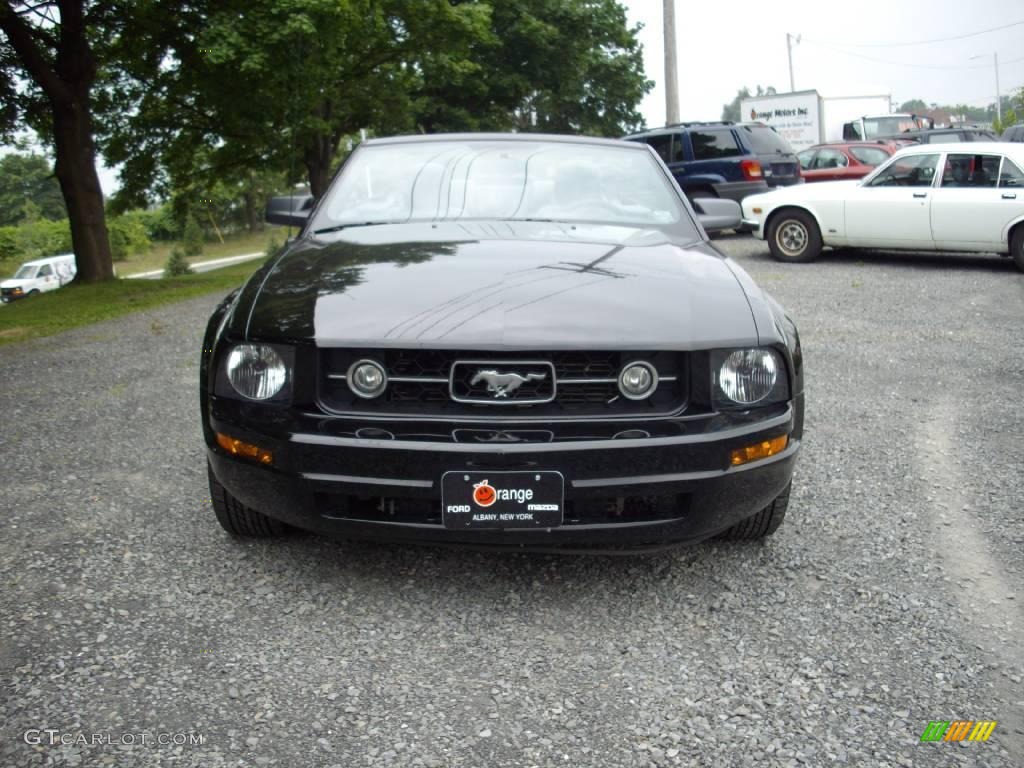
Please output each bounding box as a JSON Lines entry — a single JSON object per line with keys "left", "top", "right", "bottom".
{"left": 804, "top": 19, "right": 1024, "bottom": 48}
{"left": 802, "top": 40, "right": 1024, "bottom": 71}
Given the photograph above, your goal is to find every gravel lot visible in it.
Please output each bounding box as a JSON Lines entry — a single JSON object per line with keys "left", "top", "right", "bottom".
{"left": 1, "top": 237, "right": 1022, "bottom": 767}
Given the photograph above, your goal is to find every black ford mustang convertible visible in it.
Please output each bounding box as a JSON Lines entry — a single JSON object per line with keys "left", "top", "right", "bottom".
{"left": 200, "top": 134, "right": 804, "bottom": 551}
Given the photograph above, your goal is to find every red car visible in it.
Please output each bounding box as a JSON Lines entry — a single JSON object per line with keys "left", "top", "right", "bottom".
{"left": 796, "top": 142, "right": 898, "bottom": 182}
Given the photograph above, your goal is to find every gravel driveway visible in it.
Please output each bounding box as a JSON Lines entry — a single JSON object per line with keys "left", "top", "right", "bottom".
{"left": 1, "top": 238, "right": 1021, "bottom": 767}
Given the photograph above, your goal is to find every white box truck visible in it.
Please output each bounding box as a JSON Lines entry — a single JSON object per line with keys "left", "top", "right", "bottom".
{"left": 741, "top": 90, "right": 893, "bottom": 150}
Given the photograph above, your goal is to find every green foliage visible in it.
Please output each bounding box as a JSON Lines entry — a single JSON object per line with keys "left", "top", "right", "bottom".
{"left": 265, "top": 235, "right": 282, "bottom": 260}
{"left": 417, "top": 0, "right": 650, "bottom": 136}
{"left": 106, "top": 212, "right": 152, "bottom": 261}
{"left": 0, "top": 218, "right": 73, "bottom": 265}
{"left": 722, "top": 85, "right": 775, "bottom": 122}
{"left": 182, "top": 214, "right": 204, "bottom": 257}
{"left": 132, "top": 204, "right": 181, "bottom": 241}
{"left": 898, "top": 99, "right": 929, "bottom": 113}
{"left": 0, "top": 153, "right": 67, "bottom": 226}
{"left": 164, "top": 247, "right": 193, "bottom": 276}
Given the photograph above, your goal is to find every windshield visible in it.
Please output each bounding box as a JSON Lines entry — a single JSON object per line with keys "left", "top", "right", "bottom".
{"left": 13, "top": 265, "right": 37, "bottom": 279}
{"left": 863, "top": 116, "right": 922, "bottom": 137}
{"left": 314, "top": 140, "right": 687, "bottom": 231}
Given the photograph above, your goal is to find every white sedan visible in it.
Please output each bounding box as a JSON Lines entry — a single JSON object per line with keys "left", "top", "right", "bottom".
{"left": 741, "top": 141, "right": 1024, "bottom": 271}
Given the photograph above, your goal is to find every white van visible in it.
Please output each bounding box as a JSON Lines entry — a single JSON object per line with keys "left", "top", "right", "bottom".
{"left": 0, "top": 254, "right": 77, "bottom": 303}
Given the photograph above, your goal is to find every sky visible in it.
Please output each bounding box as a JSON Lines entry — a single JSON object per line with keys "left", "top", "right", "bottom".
{"left": 622, "top": 0, "right": 1024, "bottom": 127}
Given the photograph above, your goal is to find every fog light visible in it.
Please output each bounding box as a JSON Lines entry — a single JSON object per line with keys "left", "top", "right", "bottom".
{"left": 347, "top": 359, "right": 388, "bottom": 399}
{"left": 618, "top": 361, "right": 658, "bottom": 400}
{"left": 216, "top": 432, "right": 273, "bottom": 465}
{"left": 730, "top": 434, "right": 788, "bottom": 466}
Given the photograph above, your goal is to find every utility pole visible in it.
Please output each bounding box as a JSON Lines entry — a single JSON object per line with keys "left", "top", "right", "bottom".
{"left": 786, "top": 33, "right": 798, "bottom": 92}
{"left": 664, "top": 0, "right": 679, "bottom": 124}
{"left": 994, "top": 52, "right": 1002, "bottom": 126}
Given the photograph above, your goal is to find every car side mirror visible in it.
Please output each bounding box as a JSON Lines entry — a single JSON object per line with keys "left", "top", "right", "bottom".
{"left": 692, "top": 197, "right": 742, "bottom": 234}
{"left": 265, "top": 195, "right": 314, "bottom": 227}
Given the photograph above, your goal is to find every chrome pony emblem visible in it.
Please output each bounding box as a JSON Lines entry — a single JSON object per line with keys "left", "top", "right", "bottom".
{"left": 470, "top": 369, "right": 547, "bottom": 398}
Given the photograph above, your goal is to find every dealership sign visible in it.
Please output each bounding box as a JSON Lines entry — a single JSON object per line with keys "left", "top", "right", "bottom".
{"left": 741, "top": 91, "right": 822, "bottom": 151}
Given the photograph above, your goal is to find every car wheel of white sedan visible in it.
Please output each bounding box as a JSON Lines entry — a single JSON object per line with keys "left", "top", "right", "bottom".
{"left": 767, "top": 209, "right": 823, "bottom": 263}
{"left": 1012, "top": 227, "right": 1024, "bottom": 273}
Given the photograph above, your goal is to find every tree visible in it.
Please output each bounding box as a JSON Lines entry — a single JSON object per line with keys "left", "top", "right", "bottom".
{"left": 722, "top": 85, "right": 775, "bottom": 122}
{"left": 104, "top": 0, "right": 491, "bottom": 201}
{"left": 1, "top": 1, "right": 120, "bottom": 282}
{"left": 416, "top": 0, "right": 651, "bottom": 136}
{"left": 898, "top": 99, "right": 928, "bottom": 113}
{"left": 0, "top": 152, "right": 65, "bottom": 225}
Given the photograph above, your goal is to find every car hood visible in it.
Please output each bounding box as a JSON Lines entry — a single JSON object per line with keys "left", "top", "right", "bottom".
{"left": 747, "top": 179, "right": 860, "bottom": 209}
{"left": 0, "top": 279, "right": 33, "bottom": 289}
{"left": 236, "top": 221, "right": 759, "bottom": 350}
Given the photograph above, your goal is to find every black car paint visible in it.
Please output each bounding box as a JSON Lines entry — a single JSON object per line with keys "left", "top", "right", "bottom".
{"left": 201, "top": 135, "right": 804, "bottom": 550}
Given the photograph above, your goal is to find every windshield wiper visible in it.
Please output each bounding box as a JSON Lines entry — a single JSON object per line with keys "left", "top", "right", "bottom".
{"left": 312, "top": 221, "right": 401, "bottom": 235}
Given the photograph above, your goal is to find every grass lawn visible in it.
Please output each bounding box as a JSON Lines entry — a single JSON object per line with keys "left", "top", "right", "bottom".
{"left": 116, "top": 227, "right": 287, "bottom": 276}
{"left": 0, "top": 257, "right": 269, "bottom": 346}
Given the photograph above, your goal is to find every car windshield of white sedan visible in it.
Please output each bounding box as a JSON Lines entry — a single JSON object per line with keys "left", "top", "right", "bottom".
{"left": 13, "top": 266, "right": 36, "bottom": 279}
{"left": 318, "top": 141, "right": 683, "bottom": 228}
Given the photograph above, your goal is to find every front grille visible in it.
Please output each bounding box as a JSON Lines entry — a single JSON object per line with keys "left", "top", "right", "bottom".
{"left": 319, "top": 349, "right": 687, "bottom": 419}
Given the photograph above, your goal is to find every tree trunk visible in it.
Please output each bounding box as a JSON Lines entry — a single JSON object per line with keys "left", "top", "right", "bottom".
{"left": 304, "top": 139, "right": 332, "bottom": 201}
{"left": 51, "top": 99, "right": 114, "bottom": 283}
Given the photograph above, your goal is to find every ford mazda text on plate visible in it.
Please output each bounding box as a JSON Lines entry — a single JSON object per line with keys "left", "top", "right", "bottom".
{"left": 200, "top": 134, "right": 804, "bottom": 551}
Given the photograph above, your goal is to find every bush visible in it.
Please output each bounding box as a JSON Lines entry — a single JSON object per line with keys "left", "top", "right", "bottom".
{"left": 107, "top": 212, "right": 151, "bottom": 261}
{"left": 12, "top": 218, "right": 72, "bottom": 262}
{"left": 182, "top": 213, "right": 204, "bottom": 257}
{"left": 135, "top": 204, "right": 180, "bottom": 241}
{"left": 164, "top": 247, "right": 193, "bottom": 276}
{"left": 265, "top": 235, "right": 282, "bottom": 260}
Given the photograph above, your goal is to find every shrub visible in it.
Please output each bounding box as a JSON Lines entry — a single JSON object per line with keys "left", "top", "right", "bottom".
{"left": 182, "top": 213, "right": 204, "bottom": 257}
{"left": 265, "top": 235, "right": 282, "bottom": 259}
{"left": 136, "top": 204, "right": 181, "bottom": 241}
{"left": 107, "top": 213, "right": 151, "bottom": 261}
{"left": 164, "top": 247, "right": 193, "bottom": 276}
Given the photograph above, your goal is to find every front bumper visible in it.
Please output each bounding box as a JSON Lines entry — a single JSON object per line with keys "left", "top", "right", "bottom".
{"left": 740, "top": 218, "right": 761, "bottom": 233}
{"left": 206, "top": 399, "right": 802, "bottom": 551}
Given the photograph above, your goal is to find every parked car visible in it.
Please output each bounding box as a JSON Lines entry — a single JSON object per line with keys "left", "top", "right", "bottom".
{"left": 0, "top": 254, "right": 76, "bottom": 302}
{"left": 624, "top": 121, "right": 802, "bottom": 204}
{"left": 741, "top": 142, "right": 1024, "bottom": 270}
{"left": 797, "top": 141, "right": 897, "bottom": 182}
{"left": 1002, "top": 124, "right": 1024, "bottom": 142}
{"left": 201, "top": 133, "right": 804, "bottom": 550}
{"left": 904, "top": 127, "right": 999, "bottom": 144}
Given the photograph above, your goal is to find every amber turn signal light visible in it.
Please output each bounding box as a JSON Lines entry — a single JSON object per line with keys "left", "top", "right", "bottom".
{"left": 216, "top": 432, "right": 273, "bottom": 465}
{"left": 730, "top": 434, "right": 788, "bottom": 467}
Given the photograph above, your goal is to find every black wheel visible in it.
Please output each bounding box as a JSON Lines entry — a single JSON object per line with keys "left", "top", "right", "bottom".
{"left": 1011, "top": 226, "right": 1024, "bottom": 273}
{"left": 208, "top": 463, "right": 288, "bottom": 537}
{"left": 28, "top": 289, "right": 40, "bottom": 296}
{"left": 719, "top": 482, "right": 790, "bottom": 540}
{"left": 767, "top": 209, "right": 822, "bottom": 263}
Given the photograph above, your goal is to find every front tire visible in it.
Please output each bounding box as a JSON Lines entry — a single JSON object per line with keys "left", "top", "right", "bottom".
{"left": 208, "top": 463, "right": 288, "bottom": 538}
{"left": 719, "top": 482, "right": 790, "bottom": 540}
{"left": 767, "top": 209, "right": 822, "bottom": 263}
{"left": 1011, "top": 226, "right": 1024, "bottom": 273}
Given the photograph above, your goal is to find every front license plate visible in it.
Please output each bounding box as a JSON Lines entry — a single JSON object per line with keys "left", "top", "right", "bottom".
{"left": 441, "top": 471, "right": 564, "bottom": 529}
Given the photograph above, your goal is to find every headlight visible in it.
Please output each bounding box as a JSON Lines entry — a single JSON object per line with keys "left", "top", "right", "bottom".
{"left": 618, "top": 361, "right": 658, "bottom": 400}
{"left": 347, "top": 359, "right": 387, "bottom": 399}
{"left": 716, "top": 348, "right": 786, "bottom": 406}
{"left": 226, "top": 344, "right": 288, "bottom": 400}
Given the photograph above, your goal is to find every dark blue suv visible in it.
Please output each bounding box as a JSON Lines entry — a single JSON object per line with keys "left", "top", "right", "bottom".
{"left": 625, "top": 121, "right": 802, "bottom": 203}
